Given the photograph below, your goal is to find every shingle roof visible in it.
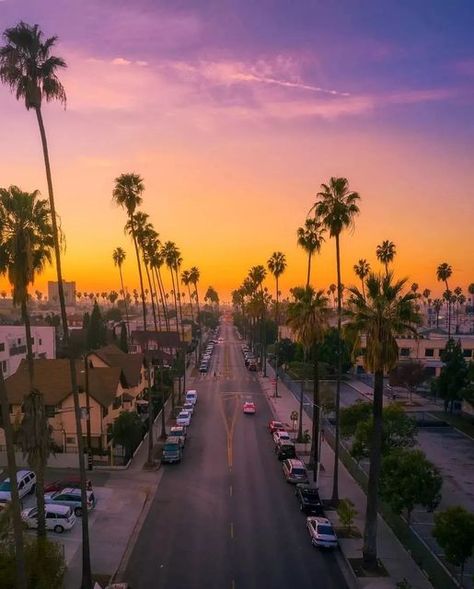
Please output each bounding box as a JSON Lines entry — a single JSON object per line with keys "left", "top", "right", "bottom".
{"left": 5, "top": 359, "right": 121, "bottom": 408}
{"left": 131, "top": 331, "right": 182, "bottom": 349}
{"left": 92, "top": 345, "right": 145, "bottom": 388}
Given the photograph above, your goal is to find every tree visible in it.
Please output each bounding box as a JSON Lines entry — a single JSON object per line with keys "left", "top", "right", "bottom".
{"left": 380, "top": 449, "right": 442, "bottom": 524}
{"left": 268, "top": 251, "right": 287, "bottom": 396}
{"left": 119, "top": 322, "right": 128, "bottom": 353}
{"left": 181, "top": 269, "right": 194, "bottom": 322}
{"left": 376, "top": 240, "right": 396, "bottom": 275}
{"left": 314, "top": 176, "right": 361, "bottom": 502}
{"left": 86, "top": 301, "right": 106, "bottom": 350}
{"left": 435, "top": 339, "right": 469, "bottom": 412}
{"left": 0, "top": 186, "right": 54, "bottom": 541}
{"left": 353, "top": 259, "right": 370, "bottom": 299}
{"left": 274, "top": 338, "right": 297, "bottom": 366}
{"left": 436, "top": 262, "right": 453, "bottom": 337}
{"left": 318, "top": 327, "right": 352, "bottom": 376}
{"left": 0, "top": 23, "right": 92, "bottom": 586}
{"left": 432, "top": 506, "right": 474, "bottom": 585}
{"left": 389, "top": 361, "right": 427, "bottom": 402}
{"left": 296, "top": 217, "right": 325, "bottom": 287}
{"left": 287, "top": 286, "right": 330, "bottom": 478}
{"left": 345, "top": 272, "right": 421, "bottom": 568}
{"left": 433, "top": 298, "right": 443, "bottom": 328}
{"left": 110, "top": 411, "right": 144, "bottom": 461}
{"left": 337, "top": 499, "right": 358, "bottom": 534}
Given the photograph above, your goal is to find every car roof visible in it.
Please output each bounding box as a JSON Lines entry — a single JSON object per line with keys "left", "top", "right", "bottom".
{"left": 288, "top": 458, "right": 305, "bottom": 467}
{"left": 5, "top": 470, "right": 34, "bottom": 482}
{"left": 165, "top": 436, "right": 181, "bottom": 443}
{"left": 45, "top": 503, "right": 72, "bottom": 514}
{"left": 186, "top": 390, "right": 197, "bottom": 395}
{"left": 308, "top": 516, "right": 331, "bottom": 524}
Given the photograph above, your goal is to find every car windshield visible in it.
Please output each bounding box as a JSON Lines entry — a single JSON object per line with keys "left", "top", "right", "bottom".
{"left": 317, "top": 525, "right": 334, "bottom": 536}
{"left": 292, "top": 468, "right": 306, "bottom": 475}
{"left": 303, "top": 489, "right": 319, "bottom": 498}
{"left": 164, "top": 444, "right": 179, "bottom": 451}
{"left": 0, "top": 481, "right": 11, "bottom": 491}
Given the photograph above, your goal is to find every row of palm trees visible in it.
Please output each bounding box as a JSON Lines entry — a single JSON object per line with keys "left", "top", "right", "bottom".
{"left": 0, "top": 21, "right": 93, "bottom": 588}
{"left": 232, "top": 176, "right": 426, "bottom": 569}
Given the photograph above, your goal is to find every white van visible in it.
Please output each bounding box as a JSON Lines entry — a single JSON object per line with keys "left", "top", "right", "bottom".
{"left": 185, "top": 389, "right": 198, "bottom": 405}
{"left": 0, "top": 470, "right": 36, "bottom": 502}
{"left": 22, "top": 504, "right": 76, "bottom": 533}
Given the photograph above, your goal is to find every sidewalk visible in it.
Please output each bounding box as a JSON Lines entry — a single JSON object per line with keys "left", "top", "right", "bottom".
{"left": 260, "top": 366, "right": 433, "bottom": 589}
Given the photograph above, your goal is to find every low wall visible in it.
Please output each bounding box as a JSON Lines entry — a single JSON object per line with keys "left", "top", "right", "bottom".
{"left": 0, "top": 451, "right": 82, "bottom": 470}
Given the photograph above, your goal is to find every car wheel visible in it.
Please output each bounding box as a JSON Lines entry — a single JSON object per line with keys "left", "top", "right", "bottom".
{"left": 54, "top": 525, "right": 64, "bottom": 533}
{"left": 74, "top": 507, "right": 82, "bottom": 517}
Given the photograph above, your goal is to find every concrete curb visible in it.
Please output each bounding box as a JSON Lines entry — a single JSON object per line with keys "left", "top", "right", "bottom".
{"left": 335, "top": 549, "right": 360, "bottom": 589}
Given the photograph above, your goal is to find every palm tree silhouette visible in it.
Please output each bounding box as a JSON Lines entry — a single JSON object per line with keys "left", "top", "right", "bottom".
{"left": 267, "top": 252, "right": 287, "bottom": 396}
{"left": 112, "top": 247, "right": 130, "bottom": 336}
{"left": 297, "top": 217, "right": 325, "bottom": 287}
{"left": 353, "top": 259, "right": 370, "bottom": 299}
{"left": 376, "top": 240, "right": 396, "bottom": 276}
{"left": 436, "top": 262, "right": 453, "bottom": 337}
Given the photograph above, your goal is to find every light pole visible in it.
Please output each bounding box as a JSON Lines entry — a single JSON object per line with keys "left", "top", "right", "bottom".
{"left": 312, "top": 401, "right": 324, "bottom": 488}
{"left": 83, "top": 354, "right": 93, "bottom": 471}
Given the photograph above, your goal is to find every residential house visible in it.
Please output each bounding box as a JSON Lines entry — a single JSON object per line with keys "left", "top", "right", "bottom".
{"left": 0, "top": 325, "right": 56, "bottom": 379}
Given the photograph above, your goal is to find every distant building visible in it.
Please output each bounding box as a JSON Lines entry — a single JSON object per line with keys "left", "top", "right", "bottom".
{"left": 0, "top": 325, "right": 56, "bottom": 378}
{"left": 48, "top": 280, "right": 76, "bottom": 307}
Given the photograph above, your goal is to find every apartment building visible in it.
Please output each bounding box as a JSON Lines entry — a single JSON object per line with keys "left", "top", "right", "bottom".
{"left": 47, "top": 280, "right": 76, "bottom": 307}
{"left": 0, "top": 325, "right": 56, "bottom": 378}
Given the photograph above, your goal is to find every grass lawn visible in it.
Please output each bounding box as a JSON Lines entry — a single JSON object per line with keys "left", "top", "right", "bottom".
{"left": 430, "top": 411, "right": 474, "bottom": 440}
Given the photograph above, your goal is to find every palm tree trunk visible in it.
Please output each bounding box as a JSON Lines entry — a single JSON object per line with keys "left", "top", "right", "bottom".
{"left": 175, "top": 267, "right": 186, "bottom": 397}
{"left": 21, "top": 300, "right": 48, "bottom": 540}
{"left": 274, "top": 276, "right": 280, "bottom": 398}
{"left": 118, "top": 265, "right": 130, "bottom": 337}
{"left": 143, "top": 261, "right": 158, "bottom": 466}
{"left": 35, "top": 105, "right": 92, "bottom": 589}
{"left": 310, "top": 344, "right": 321, "bottom": 483}
{"left": 130, "top": 221, "right": 147, "bottom": 331}
{"left": 169, "top": 268, "right": 181, "bottom": 401}
{"left": 332, "top": 233, "right": 342, "bottom": 503}
{"left": 0, "top": 371, "right": 27, "bottom": 589}
{"left": 155, "top": 267, "right": 169, "bottom": 331}
{"left": 306, "top": 253, "right": 312, "bottom": 288}
{"left": 150, "top": 269, "right": 162, "bottom": 329}
{"left": 445, "top": 280, "right": 451, "bottom": 338}
{"left": 194, "top": 281, "right": 202, "bottom": 359}
{"left": 363, "top": 368, "right": 384, "bottom": 568}
{"left": 361, "top": 279, "right": 366, "bottom": 300}
{"left": 159, "top": 361, "right": 167, "bottom": 440}
{"left": 187, "top": 284, "right": 194, "bottom": 322}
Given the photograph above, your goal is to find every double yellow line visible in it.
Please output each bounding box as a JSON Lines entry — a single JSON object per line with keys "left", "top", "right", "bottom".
{"left": 219, "top": 391, "right": 240, "bottom": 469}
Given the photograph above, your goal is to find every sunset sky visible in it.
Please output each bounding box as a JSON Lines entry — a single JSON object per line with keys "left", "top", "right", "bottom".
{"left": 0, "top": 0, "right": 473, "bottom": 301}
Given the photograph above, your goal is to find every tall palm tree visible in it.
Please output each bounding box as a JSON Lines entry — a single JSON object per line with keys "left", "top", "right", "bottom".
{"left": 314, "top": 176, "right": 360, "bottom": 503}
{"left": 345, "top": 272, "right": 421, "bottom": 568}
{"left": 376, "top": 240, "right": 396, "bottom": 276}
{"left": 189, "top": 266, "right": 202, "bottom": 355}
{"left": 112, "top": 247, "right": 130, "bottom": 336}
{"left": 287, "top": 286, "right": 330, "bottom": 479}
{"left": 267, "top": 252, "right": 287, "bottom": 396}
{"left": 181, "top": 269, "right": 194, "bottom": 322}
{"left": 248, "top": 265, "right": 267, "bottom": 373}
{"left": 353, "top": 259, "right": 370, "bottom": 299}
{"left": 297, "top": 217, "right": 325, "bottom": 287}
{"left": 436, "top": 262, "right": 453, "bottom": 337}
{"left": 433, "top": 298, "right": 443, "bottom": 328}
{"left": 0, "top": 186, "right": 54, "bottom": 541}
{"left": 149, "top": 247, "right": 169, "bottom": 331}
{"left": 0, "top": 23, "right": 92, "bottom": 586}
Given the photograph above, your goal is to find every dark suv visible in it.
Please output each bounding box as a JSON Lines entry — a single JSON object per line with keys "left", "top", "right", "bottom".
{"left": 276, "top": 443, "right": 296, "bottom": 461}
{"left": 295, "top": 484, "right": 324, "bottom": 515}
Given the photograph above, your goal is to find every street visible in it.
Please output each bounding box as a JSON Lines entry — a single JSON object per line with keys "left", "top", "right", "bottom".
{"left": 124, "top": 320, "right": 349, "bottom": 589}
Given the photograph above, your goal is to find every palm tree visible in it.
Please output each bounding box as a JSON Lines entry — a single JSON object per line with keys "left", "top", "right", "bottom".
{"left": 189, "top": 266, "right": 201, "bottom": 355}
{"left": 345, "top": 272, "right": 421, "bottom": 568}
{"left": 112, "top": 173, "right": 147, "bottom": 331}
{"left": 314, "top": 176, "right": 360, "bottom": 503}
{"left": 376, "top": 240, "right": 396, "bottom": 275}
{"left": 287, "top": 286, "right": 330, "bottom": 479}
{"left": 112, "top": 247, "right": 130, "bottom": 336}
{"left": 433, "top": 298, "right": 443, "bottom": 328}
{"left": 436, "top": 262, "right": 452, "bottom": 337}
{"left": 267, "top": 252, "right": 287, "bottom": 396}
{"left": 149, "top": 247, "right": 169, "bottom": 331}
{"left": 353, "top": 259, "right": 370, "bottom": 299}
{"left": 0, "top": 23, "right": 92, "bottom": 586}
{"left": 181, "top": 269, "right": 194, "bottom": 322}
{"left": 248, "top": 266, "right": 267, "bottom": 373}
{"left": 297, "top": 217, "right": 325, "bottom": 287}
{"left": 0, "top": 185, "right": 54, "bottom": 541}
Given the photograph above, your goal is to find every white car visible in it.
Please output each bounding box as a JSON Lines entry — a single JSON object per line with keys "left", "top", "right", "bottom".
{"left": 0, "top": 470, "right": 36, "bottom": 502}
{"left": 185, "top": 390, "right": 198, "bottom": 405}
{"left": 22, "top": 504, "right": 76, "bottom": 534}
{"left": 273, "top": 430, "right": 291, "bottom": 445}
{"left": 306, "top": 516, "right": 338, "bottom": 549}
{"left": 183, "top": 401, "right": 194, "bottom": 415}
{"left": 176, "top": 410, "right": 191, "bottom": 427}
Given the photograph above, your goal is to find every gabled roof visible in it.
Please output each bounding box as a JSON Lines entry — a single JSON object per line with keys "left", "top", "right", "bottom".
{"left": 5, "top": 359, "right": 122, "bottom": 408}
{"left": 131, "top": 330, "right": 182, "bottom": 349}
{"left": 92, "top": 344, "right": 145, "bottom": 388}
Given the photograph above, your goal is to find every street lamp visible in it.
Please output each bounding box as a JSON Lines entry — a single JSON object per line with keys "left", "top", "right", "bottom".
{"left": 80, "top": 354, "right": 93, "bottom": 471}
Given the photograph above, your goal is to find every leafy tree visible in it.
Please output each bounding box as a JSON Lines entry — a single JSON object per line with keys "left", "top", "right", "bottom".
{"left": 435, "top": 339, "right": 469, "bottom": 412}
{"left": 432, "top": 506, "right": 474, "bottom": 584}
{"left": 379, "top": 449, "right": 442, "bottom": 523}
{"left": 342, "top": 402, "right": 417, "bottom": 462}
{"left": 199, "top": 309, "right": 219, "bottom": 330}
{"left": 319, "top": 327, "right": 352, "bottom": 375}
{"left": 274, "top": 338, "right": 297, "bottom": 366}
{"left": 337, "top": 498, "right": 358, "bottom": 533}
{"left": 119, "top": 322, "right": 128, "bottom": 353}
{"left": 389, "top": 361, "right": 428, "bottom": 400}
{"left": 86, "top": 301, "right": 106, "bottom": 350}
{"left": 110, "top": 411, "right": 144, "bottom": 461}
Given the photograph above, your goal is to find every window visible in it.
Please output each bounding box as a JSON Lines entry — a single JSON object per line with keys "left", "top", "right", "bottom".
{"left": 39, "top": 338, "right": 42, "bottom": 345}
{"left": 0, "top": 343, "right": 4, "bottom": 352}
{"left": 65, "top": 437, "right": 76, "bottom": 445}
{"left": 463, "top": 349, "right": 473, "bottom": 358}
{"left": 2, "top": 361, "right": 7, "bottom": 373}
{"left": 17, "top": 338, "right": 21, "bottom": 345}
{"left": 400, "top": 348, "right": 410, "bottom": 357}
{"left": 45, "top": 406, "right": 56, "bottom": 418}
{"left": 31, "top": 337, "right": 34, "bottom": 344}
{"left": 425, "top": 348, "right": 434, "bottom": 357}
{"left": 102, "top": 406, "right": 108, "bottom": 418}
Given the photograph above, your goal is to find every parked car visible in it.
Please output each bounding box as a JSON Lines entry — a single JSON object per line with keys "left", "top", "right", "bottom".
{"left": 22, "top": 504, "right": 76, "bottom": 533}
{"left": 185, "top": 390, "right": 198, "bottom": 405}
{"left": 248, "top": 361, "right": 257, "bottom": 372}
{"left": 273, "top": 430, "right": 291, "bottom": 445}
{"left": 162, "top": 436, "right": 182, "bottom": 464}
{"left": 306, "top": 516, "right": 338, "bottom": 549}
{"left": 0, "top": 470, "right": 36, "bottom": 502}
{"left": 282, "top": 459, "right": 309, "bottom": 484}
{"left": 199, "top": 363, "right": 208, "bottom": 373}
{"left": 268, "top": 420, "right": 286, "bottom": 434}
{"left": 176, "top": 410, "right": 191, "bottom": 427}
{"left": 276, "top": 443, "right": 297, "bottom": 461}
{"left": 44, "top": 478, "right": 93, "bottom": 493}
{"left": 295, "top": 484, "right": 324, "bottom": 515}
{"left": 169, "top": 425, "right": 187, "bottom": 440}
{"left": 183, "top": 401, "right": 195, "bottom": 415}
{"left": 44, "top": 488, "right": 95, "bottom": 516}
{"left": 243, "top": 402, "right": 256, "bottom": 414}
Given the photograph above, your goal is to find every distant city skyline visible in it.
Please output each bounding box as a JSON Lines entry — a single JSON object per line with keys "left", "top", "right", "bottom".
{"left": 0, "top": 1, "right": 473, "bottom": 300}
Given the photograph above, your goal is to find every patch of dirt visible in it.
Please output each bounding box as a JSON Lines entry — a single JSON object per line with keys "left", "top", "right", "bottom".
{"left": 348, "top": 558, "right": 389, "bottom": 577}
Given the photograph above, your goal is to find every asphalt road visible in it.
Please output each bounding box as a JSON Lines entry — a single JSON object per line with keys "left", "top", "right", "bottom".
{"left": 125, "top": 319, "right": 349, "bottom": 589}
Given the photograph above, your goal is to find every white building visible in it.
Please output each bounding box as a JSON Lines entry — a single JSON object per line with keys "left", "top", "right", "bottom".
{"left": 0, "top": 325, "right": 56, "bottom": 378}
{"left": 48, "top": 280, "right": 76, "bottom": 307}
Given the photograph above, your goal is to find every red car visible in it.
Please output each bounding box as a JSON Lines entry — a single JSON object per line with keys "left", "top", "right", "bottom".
{"left": 44, "top": 478, "right": 93, "bottom": 493}
{"left": 268, "top": 420, "right": 286, "bottom": 434}
{"left": 243, "top": 402, "right": 256, "bottom": 414}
